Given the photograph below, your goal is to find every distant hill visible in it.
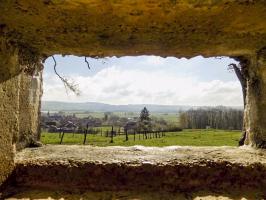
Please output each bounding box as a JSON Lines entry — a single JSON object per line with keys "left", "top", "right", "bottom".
{"left": 41, "top": 101, "right": 192, "bottom": 113}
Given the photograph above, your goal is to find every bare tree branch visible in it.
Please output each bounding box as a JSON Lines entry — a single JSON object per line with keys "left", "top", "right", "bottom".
{"left": 85, "top": 57, "right": 90, "bottom": 69}
{"left": 228, "top": 63, "right": 247, "bottom": 107}
{"left": 52, "top": 56, "right": 81, "bottom": 96}
{"left": 228, "top": 64, "right": 245, "bottom": 86}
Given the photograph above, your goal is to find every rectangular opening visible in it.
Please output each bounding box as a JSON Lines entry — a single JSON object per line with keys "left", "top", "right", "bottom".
{"left": 41, "top": 55, "right": 243, "bottom": 147}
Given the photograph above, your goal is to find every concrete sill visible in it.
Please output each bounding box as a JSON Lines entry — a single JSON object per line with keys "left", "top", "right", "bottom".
{"left": 4, "top": 145, "right": 266, "bottom": 199}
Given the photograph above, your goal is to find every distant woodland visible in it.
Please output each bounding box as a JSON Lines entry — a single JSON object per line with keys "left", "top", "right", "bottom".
{"left": 179, "top": 107, "right": 243, "bottom": 130}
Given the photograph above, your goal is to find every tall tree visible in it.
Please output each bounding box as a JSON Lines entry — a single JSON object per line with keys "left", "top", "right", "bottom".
{"left": 140, "top": 107, "right": 150, "bottom": 122}
{"left": 138, "top": 107, "right": 152, "bottom": 137}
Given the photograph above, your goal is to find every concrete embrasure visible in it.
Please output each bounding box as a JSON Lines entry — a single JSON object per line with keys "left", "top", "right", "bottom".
{"left": 1, "top": 0, "right": 266, "bottom": 196}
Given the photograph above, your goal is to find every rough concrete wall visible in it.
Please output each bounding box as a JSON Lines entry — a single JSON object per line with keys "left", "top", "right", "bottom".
{"left": 1, "top": 0, "right": 266, "bottom": 58}
{"left": 16, "top": 72, "right": 43, "bottom": 151}
{"left": 13, "top": 146, "right": 266, "bottom": 194}
{"left": 0, "top": 42, "right": 43, "bottom": 186}
{"left": 0, "top": 44, "right": 20, "bottom": 185}
{"left": 244, "top": 50, "right": 266, "bottom": 148}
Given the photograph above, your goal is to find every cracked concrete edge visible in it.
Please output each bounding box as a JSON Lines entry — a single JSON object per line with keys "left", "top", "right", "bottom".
{"left": 15, "top": 145, "right": 266, "bottom": 166}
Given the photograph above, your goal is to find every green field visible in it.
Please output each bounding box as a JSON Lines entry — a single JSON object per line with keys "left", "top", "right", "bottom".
{"left": 41, "top": 129, "right": 241, "bottom": 147}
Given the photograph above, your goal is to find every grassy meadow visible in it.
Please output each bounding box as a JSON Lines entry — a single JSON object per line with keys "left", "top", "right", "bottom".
{"left": 41, "top": 129, "right": 241, "bottom": 147}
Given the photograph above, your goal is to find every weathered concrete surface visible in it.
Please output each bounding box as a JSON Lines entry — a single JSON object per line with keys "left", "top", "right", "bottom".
{"left": 9, "top": 145, "right": 266, "bottom": 197}
{"left": 0, "top": 76, "right": 20, "bottom": 189}
{"left": 5, "top": 189, "right": 266, "bottom": 200}
{"left": 243, "top": 52, "right": 266, "bottom": 148}
{"left": 0, "top": 45, "right": 43, "bottom": 185}
{"left": 1, "top": 0, "right": 266, "bottom": 58}
{"left": 0, "top": 44, "right": 21, "bottom": 186}
{"left": 17, "top": 72, "right": 43, "bottom": 151}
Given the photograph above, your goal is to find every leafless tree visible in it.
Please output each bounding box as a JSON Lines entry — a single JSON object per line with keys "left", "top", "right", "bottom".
{"left": 180, "top": 107, "right": 243, "bottom": 130}
{"left": 52, "top": 56, "right": 81, "bottom": 96}
{"left": 228, "top": 62, "right": 247, "bottom": 107}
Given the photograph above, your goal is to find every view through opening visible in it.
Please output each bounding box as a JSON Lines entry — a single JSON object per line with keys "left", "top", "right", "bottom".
{"left": 40, "top": 55, "right": 243, "bottom": 147}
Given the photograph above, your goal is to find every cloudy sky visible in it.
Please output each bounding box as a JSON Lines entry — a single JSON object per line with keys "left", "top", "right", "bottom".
{"left": 43, "top": 55, "right": 242, "bottom": 106}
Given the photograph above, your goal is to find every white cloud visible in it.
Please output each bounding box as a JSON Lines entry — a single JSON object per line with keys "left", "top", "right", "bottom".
{"left": 144, "top": 56, "right": 165, "bottom": 66}
{"left": 43, "top": 65, "right": 243, "bottom": 106}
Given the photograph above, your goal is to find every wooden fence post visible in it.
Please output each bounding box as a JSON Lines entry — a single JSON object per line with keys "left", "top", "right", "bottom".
{"left": 83, "top": 129, "right": 88, "bottom": 145}
{"left": 125, "top": 129, "right": 128, "bottom": 141}
{"left": 60, "top": 131, "right": 65, "bottom": 144}
{"left": 110, "top": 126, "right": 114, "bottom": 143}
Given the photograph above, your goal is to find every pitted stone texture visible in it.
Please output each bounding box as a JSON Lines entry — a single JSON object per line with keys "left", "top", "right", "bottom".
{"left": 5, "top": 189, "right": 266, "bottom": 200}
{"left": 15, "top": 145, "right": 266, "bottom": 165}
{"left": 0, "top": 45, "right": 21, "bottom": 185}
{"left": 243, "top": 56, "right": 266, "bottom": 148}
{"left": 0, "top": 76, "right": 19, "bottom": 187}
{"left": 14, "top": 145, "right": 266, "bottom": 193}
{"left": 0, "top": 47, "right": 42, "bottom": 186}
{"left": 1, "top": 0, "right": 266, "bottom": 57}
{"left": 16, "top": 72, "right": 43, "bottom": 151}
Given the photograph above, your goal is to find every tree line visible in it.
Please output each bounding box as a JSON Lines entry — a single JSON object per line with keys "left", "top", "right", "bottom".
{"left": 179, "top": 106, "right": 243, "bottom": 130}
